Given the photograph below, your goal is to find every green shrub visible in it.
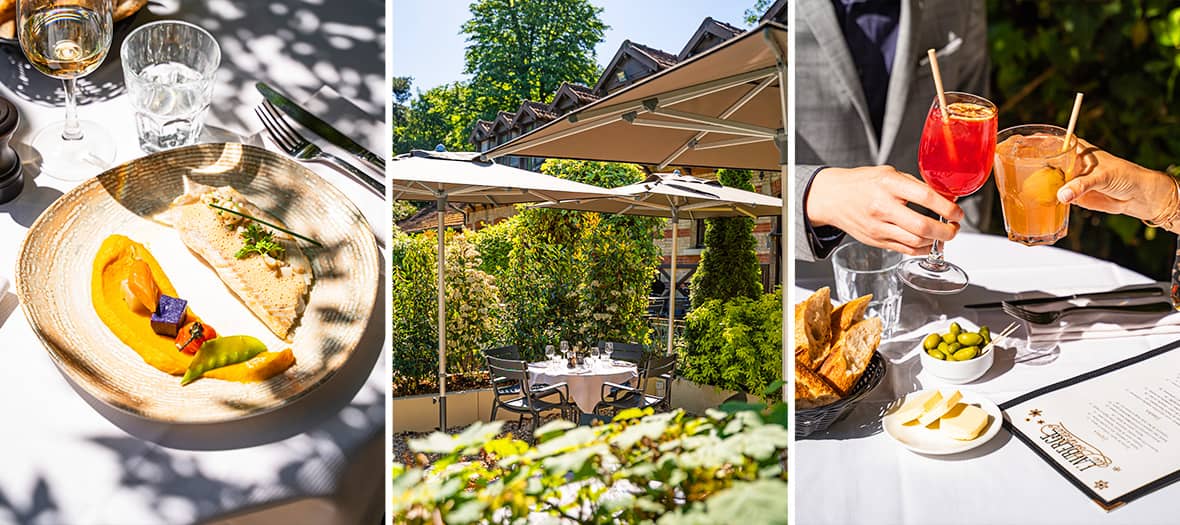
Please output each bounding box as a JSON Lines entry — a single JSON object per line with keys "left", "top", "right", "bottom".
{"left": 391, "top": 407, "right": 788, "bottom": 524}
{"left": 679, "top": 289, "right": 783, "bottom": 395}
{"left": 390, "top": 229, "right": 505, "bottom": 395}
{"left": 468, "top": 216, "right": 516, "bottom": 279}
{"left": 690, "top": 168, "right": 763, "bottom": 308}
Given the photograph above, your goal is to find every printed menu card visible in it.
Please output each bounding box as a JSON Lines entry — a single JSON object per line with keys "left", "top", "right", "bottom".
{"left": 1002, "top": 340, "right": 1180, "bottom": 510}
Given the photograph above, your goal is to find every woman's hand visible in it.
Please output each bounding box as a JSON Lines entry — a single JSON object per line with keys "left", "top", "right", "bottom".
{"left": 1056, "top": 139, "right": 1175, "bottom": 222}
{"left": 807, "top": 166, "right": 964, "bottom": 256}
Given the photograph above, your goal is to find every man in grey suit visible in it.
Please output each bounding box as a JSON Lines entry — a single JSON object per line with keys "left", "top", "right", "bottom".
{"left": 795, "top": 0, "right": 990, "bottom": 262}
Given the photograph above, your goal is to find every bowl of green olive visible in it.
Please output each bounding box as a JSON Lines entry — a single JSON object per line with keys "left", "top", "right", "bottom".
{"left": 918, "top": 320, "right": 994, "bottom": 384}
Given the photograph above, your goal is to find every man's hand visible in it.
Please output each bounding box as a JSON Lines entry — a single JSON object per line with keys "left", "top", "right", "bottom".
{"left": 807, "top": 166, "right": 964, "bottom": 256}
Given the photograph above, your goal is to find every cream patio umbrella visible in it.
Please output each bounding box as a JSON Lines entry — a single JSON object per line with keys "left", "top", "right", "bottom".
{"left": 486, "top": 22, "right": 789, "bottom": 384}
{"left": 537, "top": 172, "right": 782, "bottom": 354}
{"left": 391, "top": 150, "right": 616, "bottom": 430}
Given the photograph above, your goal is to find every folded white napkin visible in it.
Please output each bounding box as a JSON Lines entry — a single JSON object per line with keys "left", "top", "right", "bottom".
{"left": 1021, "top": 295, "right": 1180, "bottom": 343}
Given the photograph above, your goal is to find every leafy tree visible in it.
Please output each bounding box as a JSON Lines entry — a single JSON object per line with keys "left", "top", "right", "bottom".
{"left": 690, "top": 169, "right": 763, "bottom": 308}
{"left": 745, "top": 0, "right": 774, "bottom": 26}
{"left": 391, "top": 82, "right": 477, "bottom": 154}
{"left": 461, "top": 0, "right": 606, "bottom": 121}
{"left": 391, "top": 75, "right": 412, "bottom": 128}
{"left": 986, "top": 1, "right": 1180, "bottom": 280}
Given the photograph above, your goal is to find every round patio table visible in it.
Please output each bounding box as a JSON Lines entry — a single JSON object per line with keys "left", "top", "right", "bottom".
{"left": 528, "top": 359, "right": 639, "bottom": 414}
{"left": 795, "top": 232, "right": 1180, "bottom": 525}
{"left": 0, "top": 2, "right": 386, "bottom": 524}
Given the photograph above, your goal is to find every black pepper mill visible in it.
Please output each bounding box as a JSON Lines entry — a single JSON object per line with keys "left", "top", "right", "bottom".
{"left": 0, "top": 97, "right": 21, "bottom": 205}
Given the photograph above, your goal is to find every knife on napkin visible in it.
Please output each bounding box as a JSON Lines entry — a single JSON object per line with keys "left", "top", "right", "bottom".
{"left": 256, "top": 82, "right": 386, "bottom": 171}
{"left": 965, "top": 285, "right": 1166, "bottom": 309}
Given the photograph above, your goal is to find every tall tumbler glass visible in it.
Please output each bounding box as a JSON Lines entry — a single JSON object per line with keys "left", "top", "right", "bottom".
{"left": 121, "top": 21, "right": 219, "bottom": 152}
{"left": 831, "top": 241, "right": 903, "bottom": 337}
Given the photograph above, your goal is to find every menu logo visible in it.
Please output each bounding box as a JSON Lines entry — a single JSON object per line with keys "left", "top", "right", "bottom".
{"left": 1040, "top": 423, "right": 1111, "bottom": 472}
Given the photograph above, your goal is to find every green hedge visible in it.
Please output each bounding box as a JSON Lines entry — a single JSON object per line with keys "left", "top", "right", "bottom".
{"left": 678, "top": 289, "right": 783, "bottom": 395}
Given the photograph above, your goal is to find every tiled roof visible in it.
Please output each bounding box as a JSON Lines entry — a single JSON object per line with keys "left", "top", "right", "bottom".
{"left": 521, "top": 100, "right": 558, "bottom": 121}
{"left": 563, "top": 83, "right": 600, "bottom": 105}
{"left": 629, "top": 42, "right": 679, "bottom": 69}
{"left": 396, "top": 203, "right": 466, "bottom": 233}
{"left": 710, "top": 18, "right": 743, "bottom": 38}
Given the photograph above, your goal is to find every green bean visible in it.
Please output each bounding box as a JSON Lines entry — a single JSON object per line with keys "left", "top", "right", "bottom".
{"left": 181, "top": 335, "right": 267, "bottom": 386}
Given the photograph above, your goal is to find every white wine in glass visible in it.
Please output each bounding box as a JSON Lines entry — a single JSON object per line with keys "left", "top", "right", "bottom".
{"left": 17, "top": 0, "right": 115, "bottom": 180}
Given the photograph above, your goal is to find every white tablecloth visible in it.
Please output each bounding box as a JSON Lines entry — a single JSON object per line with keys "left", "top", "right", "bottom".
{"left": 796, "top": 232, "right": 1180, "bottom": 525}
{"left": 528, "top": 360, "right": 638, "bottom": 413}
{"left": 0, "top": 2, "right": 386, "bottom": 524}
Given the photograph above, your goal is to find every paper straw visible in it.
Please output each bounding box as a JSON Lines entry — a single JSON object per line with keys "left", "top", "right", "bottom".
{"left": 928, "top": 49, "right": 948, "bottom": 112}
{"left": 1062, "top": 92, "right": 1084, "bottom": 153}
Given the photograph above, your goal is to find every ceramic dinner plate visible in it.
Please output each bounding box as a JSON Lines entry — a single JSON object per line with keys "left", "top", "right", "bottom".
{"left": 15, "top": 143, "right": 379, "bottom": 423}
{"left": 882, "top": 389, "right": 1003, "bottom": 456}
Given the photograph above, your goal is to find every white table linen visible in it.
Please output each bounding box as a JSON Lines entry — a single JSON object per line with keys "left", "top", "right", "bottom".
{"left": 0, "top": 2, "right": 386, "bottom": 523}
{"left": 796, "top": 232, "right": 1180, "bottom": 525}
{"left": 528, "top": 360, "right": 639, "bottom": 414}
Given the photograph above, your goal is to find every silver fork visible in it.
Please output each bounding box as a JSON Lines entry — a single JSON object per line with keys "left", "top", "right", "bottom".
{"left": 255, "top": 102, "right": 385, "bottom": 196}
{"left": 1001, "top": 300, "right": 1174, "bottom": 324}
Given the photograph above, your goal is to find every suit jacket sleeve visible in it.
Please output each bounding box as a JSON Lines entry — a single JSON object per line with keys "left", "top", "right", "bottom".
{"left": 795, "top": 164, "right": 846, "bottom": 262}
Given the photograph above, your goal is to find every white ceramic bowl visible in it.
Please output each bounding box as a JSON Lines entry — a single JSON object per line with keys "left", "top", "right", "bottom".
{"left": 918, "top": 319, "right": 994, "bottom": 385}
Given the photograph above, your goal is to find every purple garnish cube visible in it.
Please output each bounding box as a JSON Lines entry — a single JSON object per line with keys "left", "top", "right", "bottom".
{"left": 150, "top": 295, "right": 188, "bottom": 337}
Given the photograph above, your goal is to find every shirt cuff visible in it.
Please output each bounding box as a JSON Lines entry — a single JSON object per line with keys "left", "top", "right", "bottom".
{"left": 803, "top": 166, "right": 846, "bottom": 259}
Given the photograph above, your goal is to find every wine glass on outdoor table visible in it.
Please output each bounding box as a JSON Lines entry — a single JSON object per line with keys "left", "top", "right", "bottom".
{"left": 17, "top": 0, "right": 115, "bottom": 180}
{"left": 897, "top": 51, "right": 998, "bottom": 294}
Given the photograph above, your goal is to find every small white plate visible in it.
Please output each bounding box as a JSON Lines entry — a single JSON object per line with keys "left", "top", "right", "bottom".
{"left": 882, "top": 389, "right": 1003, "bottom": 456}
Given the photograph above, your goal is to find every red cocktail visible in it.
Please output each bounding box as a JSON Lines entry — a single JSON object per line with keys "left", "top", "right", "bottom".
{"left": 898, "top": 92, "right": 997, "bottom": 294}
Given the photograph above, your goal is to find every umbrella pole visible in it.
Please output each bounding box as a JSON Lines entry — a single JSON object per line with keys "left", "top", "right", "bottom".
{"left": 437, "top": 196, "right": 447, "bottom": 431}
{"left": 773, "top": 35, "right": 791, "bottom": 403}
{"left": 667, "top": 208, "right": 679, "bottom": 354}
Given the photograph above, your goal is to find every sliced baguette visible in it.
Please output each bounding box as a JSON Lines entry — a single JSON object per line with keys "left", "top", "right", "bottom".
{"left": 829, "top": 294, "right": 872, "bottom": 344}
{"left": 795, "top": 361, "right": 840, "bottom": 409}
{"left": 794, "top": 287, "right": 832, "bottom": 369}
{"left": 818, "top": 317, "right": 882, "bottom": 396}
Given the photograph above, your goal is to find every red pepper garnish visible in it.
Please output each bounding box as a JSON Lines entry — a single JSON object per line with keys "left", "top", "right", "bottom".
{"left": 175, "top": 321, "right": 216, "bottom": 355}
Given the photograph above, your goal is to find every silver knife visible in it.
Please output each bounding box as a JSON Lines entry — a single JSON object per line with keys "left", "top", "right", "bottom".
{"left": 256, "top": 82, "right": 386, "bottom": 171}
{"left": 965, "top": 285, "right": 1166, "bottom": 309}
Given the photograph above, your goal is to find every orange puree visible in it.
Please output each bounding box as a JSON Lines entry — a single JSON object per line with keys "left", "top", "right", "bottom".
{"left": 92, "top": 235, "right": 295, "bottom": 383}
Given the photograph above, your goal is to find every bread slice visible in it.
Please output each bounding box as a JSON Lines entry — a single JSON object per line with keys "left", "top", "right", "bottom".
{"left": 829, "top": 294, "right": 872, "bottom": 344}
{"left": 795, "top": 361, "right": 840, "bottom": 409}
{"left": 818, "top": 317, "right": 882, "bottom": 396}
{"left": 794, "top": 287, "right": 832, "bottom": 369}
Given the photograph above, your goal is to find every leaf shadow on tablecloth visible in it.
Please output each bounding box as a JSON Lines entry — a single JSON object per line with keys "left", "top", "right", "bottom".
{"left": 0, "top": 477, "right": 61, "bottom": 525}
{"left": 142, "top": 0, "right": 385, "bottom": 136}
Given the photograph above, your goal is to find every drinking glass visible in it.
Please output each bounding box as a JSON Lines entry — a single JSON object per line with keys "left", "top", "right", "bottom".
{"left": 544, "top": 344, "right": 556, "bottom": 366}
{"left": 560, "top": 340, "right": 570, "bottom": 362}
{"left": 121, "top": 21, "right": 220, "bottom": 152}
{"left": 605, "top": 342, "right": 615, "bottom": 361}
{"left": 589, "top": 346, "right": 600, "bottom": 366}
{"left": 897, "top": 92, "right": 998, "bottom": 294}
{"left": 17, "top": 0, "right": 115, "bottom": 180}
{"left": 831, "top": 241, "right": 903, "bottom": 337}
{"left": 994, "top": 124, "right": 1077, "bottom": 245}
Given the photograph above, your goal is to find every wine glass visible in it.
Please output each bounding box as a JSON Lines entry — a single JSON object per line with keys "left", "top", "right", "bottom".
{"left": 589, "top": 345, "right": 600, "bottom": 366}
{"left": 544, "top": 344, "right": 556, "bottom": 366}
{"left": 897, "top": 92, "right": 997, "bottom": 294}
{"left": 605, "top": 342, "right": 614, "bottom": 362}
{"left": 560, "top": 340, "right": 570, "bottom": 363}
{"left": 17, "top": 0, "right": 115, "bottom": 180}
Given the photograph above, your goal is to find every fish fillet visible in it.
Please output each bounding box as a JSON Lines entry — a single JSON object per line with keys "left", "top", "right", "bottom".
{"left": 158, "top": 179, "right": 312, "bottom": 340}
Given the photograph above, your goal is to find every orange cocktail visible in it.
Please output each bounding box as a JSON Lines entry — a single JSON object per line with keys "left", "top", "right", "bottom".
{"left": 994, "top": 125, "right": 1077, "bottom": 245}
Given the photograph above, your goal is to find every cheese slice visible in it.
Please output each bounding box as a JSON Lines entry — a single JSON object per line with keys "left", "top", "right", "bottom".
{"left": 918, "top": 390, "right": 963, "bottom": 426}
{"left": 893, "top": 390, "right": 943, "bottom": 425}
{"left": 939, "top": 403, "right": 989, "bottom": 440}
